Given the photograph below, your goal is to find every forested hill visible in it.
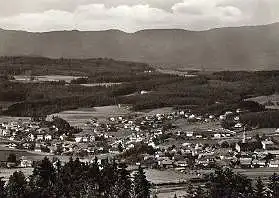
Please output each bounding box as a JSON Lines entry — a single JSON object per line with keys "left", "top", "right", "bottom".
{"left": 1, "top": 23, "right": 279, "bottom": 71}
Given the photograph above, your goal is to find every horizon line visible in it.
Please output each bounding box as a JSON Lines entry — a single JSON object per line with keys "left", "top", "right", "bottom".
{"left": 0, "top": 22, "right": 278, "bottom": 34}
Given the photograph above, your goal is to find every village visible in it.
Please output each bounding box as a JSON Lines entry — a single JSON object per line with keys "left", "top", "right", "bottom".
{"left": 0, "top": 106, "right": 279, "bottom": 176}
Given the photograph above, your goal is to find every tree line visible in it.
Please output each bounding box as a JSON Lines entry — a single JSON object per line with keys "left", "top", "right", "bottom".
{"left": 0, "top": 157, "right": 151, "bottom": 198}
{"left": 184, "top": 168, "right": 279, "bottom": 198}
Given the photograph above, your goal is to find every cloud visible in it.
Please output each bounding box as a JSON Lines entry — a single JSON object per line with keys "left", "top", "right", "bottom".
{"left": 0, "top": 0, "right": 278, "bottom": 32}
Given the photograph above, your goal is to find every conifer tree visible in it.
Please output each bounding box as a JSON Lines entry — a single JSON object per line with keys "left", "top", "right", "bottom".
{"left": 6, "top": 171, "right": 28, "bottom": 198}
{"left": 54, "top": 159, "right": 64, "bottom": 197}
{"left": 208, "top": 168, "right": 253, "bottom": 198}
{"left": 134, "top": 165, "right": 151, "bottom": 198}
{"left": 118, "top": 142, "right": 124, "bottom": 152}
{"left": 100, "top": 159, "right": 118, "bottom": 197}
{"left": 193, "top": 186, "right": 204, "bottom": 198}
{"left": 86, "top": 157, "right": 101, "bottom": 197}
{"left": 59, "top": 163, "right": 73, "bottom": 198}
{"left": 117, "top": 163, "right": 132, "bottom": 198}
{"left": 254, "top": 177, "right": 266, "bottom": 198}
{"left": 0, "top": 177, "right": 7, "bottom": 198}
{"left": 29, "top": 157, "right": 56, "bottom": 197}
{"left": 187, "top": 183, "right": 195, "bottom": 197}
{"left": 268, "top": 173, "right": 279, "bottom": 198}
{"left": 35, "top": 157, "right": 56, "bottom": 187}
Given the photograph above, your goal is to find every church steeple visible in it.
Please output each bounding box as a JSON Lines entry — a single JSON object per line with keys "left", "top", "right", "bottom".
{"left": 242, "top": 126, "right": 246, "bottom": 143}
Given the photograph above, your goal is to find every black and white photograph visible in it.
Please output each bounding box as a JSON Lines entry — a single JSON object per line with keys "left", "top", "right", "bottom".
{"left": 0, "top": 0, "right": 279, "bottom": 197}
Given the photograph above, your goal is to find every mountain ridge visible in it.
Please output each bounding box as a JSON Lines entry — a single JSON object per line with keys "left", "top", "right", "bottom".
{"left": 1, "top": 22, "right": 279, "bottom": 71}
{"left": 2, "top": 22, "right": 279, "bottom": 33}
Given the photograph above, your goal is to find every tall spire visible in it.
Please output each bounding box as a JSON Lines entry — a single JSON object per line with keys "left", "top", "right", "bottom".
{"left": 242, "top": 126, "right": 246, "bottom": 143}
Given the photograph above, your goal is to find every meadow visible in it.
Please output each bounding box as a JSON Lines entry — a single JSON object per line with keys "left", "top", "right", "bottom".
{"left": 47, "top": 105, "right": 134, "bottom": 127}
{"left": 13, "top": 75, "right": 82, "bottom": 83}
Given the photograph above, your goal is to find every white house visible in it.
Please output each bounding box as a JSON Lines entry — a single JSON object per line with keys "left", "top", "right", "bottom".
{"left": 82, "top": 137, "right": 88, "bottom": 142}
{"left": 20, "top": 159, "right": 33, "bottom": 168}
{"left": 186, "top": 132, "right": 194, "bottom": 137}
{"left": 262, "top": 140, "right": 274, "bottom": 150}
{"left": 234, "top": 123, "right": 242, "bottom": 128}
{"left": 75, "top": 137, "right": 82, "bottom": 143}
{"left": 213, "top": 133, "right": 221, "bottom": 139}
{"left": 269, "top": 160, "right": 279, "bottom": 168}
{"left": 34, "top": 144, "right": 42, "bottom": 152}
{"left": 90, "top": 136, "right": 95, "bottom": 142}
{"left": 36, "top": 134, "right": 44, "bottom": 141}
{"left": 2, "top": 129, "right": 10, "bottom": 136}
{"left": 45, "top": 134, "right": 52, "bottom": 141}
{"left": 28, "top": 133, "right": 35, "bottom": 141}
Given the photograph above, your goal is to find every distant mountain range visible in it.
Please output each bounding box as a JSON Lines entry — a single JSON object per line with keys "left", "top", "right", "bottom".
{"left": 1, "top": 23, "right": 279, "bottom": 71}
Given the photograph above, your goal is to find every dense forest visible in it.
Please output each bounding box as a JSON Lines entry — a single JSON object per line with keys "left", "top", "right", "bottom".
{"left": 2, "top": 156, "right": 279, "bottom": 198}
{"left": 0, "top": 157, "right": 151, "bottom": 198}
{"left": 185, "top": 168, "right": 279, "bottom": 198}
{"left": 0, "top": 57, "right": 279, "bottom": 128}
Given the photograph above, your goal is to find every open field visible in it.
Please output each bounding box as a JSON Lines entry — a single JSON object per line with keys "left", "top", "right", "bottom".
{"left": 0, "top": 116, "right": 31, "bottom": 123}
{"left": 141, "top": 107, "right": 174, "bottom": 116}
{"left": 0, "top": 146, "right": 46, "bottom": 161}
{"left": 174, "top": 119, "right": 222, "bottom": 132}
{"left": 47, "top": 106, "right": 175, "bottom": 129}
{"left": 13, "top": 75, "right": 82, "bottom": 83}
{"left": 236, "top": 168, "right": 279, "bottom": 180}
{"left": 47, "top": 105, "right": 134, "bottom": 127}
{"left": 156, "top": 187, "right": 188, "bottom": 198}
{"left": 246, "top": 94, "right": 279, "bottom": 109}
{"left": 145, "top": 169, "right": 188, "bottom": 185}
{"left": 156, "top": 68, "right": 197, "bottom": 77}
{"left": 244, "top": 128, "right": 278, "bottom": 138}
{"left": 80, "top": 82, "right": 122, "bottom": 87}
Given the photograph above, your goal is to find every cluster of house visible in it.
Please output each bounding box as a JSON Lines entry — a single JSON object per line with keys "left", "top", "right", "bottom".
{"left": 131, "top": 127, "right": 279, "bottom": 171}
{"left": 100, "top": 108, "right": 279, "bottom": 172}
{"left": 1, "top": 107, "right": 279, "bottom": 173}
{"left": 106, "top": 110, "right": 220, "bottom": 154}
{"left": 0, "top": 120, "right": 99, "bottom": 155}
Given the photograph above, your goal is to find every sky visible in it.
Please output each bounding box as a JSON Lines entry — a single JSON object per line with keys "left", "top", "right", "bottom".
{"left": 0, "top": 0, "right": 279, "bottom": 32}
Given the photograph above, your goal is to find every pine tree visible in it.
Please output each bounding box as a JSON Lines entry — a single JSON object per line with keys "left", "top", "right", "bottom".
{"left": 254, "top": 177, "right": 266, "bottom": 198}
{"left": 36, "top": 157, "right": 56, "bottom": 187}
{"left": 118, "top": 143, "right": 124, "bottom": 152}
{"left": 59, "top": 164, "right": 73, "bottom": 198}
{"left": 100, "top": 159, "right": 118, "bottom": 197}
{"left": 134, "top": 166, "right": 151, "bottom": 198}
{"left": 193, "top": 186, "right": 204, "bottom": 198}
{"left": 6, "top": 171, "right": 28, "bottom": 198}
{"left": 29, "top": 157, "right": 57, "bottom": 197}
{"left": 208, "top": 168, "right": 253, "bottom": 198}
{"left": 187, "top": 183, "right": 195, "bottom": 197}
{"left": 54, "top": 159, "right": 64, "bottom": 197}
{"left": 268, "top": 173, "right": 279, "bottom": 198}
{"left": 117, "top": 163, "right": 132, "bottom": 198}
{"left": 86, "top": 157, "right": 101, "bottom": 197}
{"left": 0, "top": 177, "right": 7, "bottom": 198}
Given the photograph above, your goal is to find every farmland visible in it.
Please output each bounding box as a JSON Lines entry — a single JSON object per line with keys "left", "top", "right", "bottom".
{"left": 48, "top": 105, "right": 134, "bottom": 127}
{"left": 246, "top": 94, "right": 279, "bottom": 110}
{"left": 13, "top": 75, "right": 82, "bottom": 83}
